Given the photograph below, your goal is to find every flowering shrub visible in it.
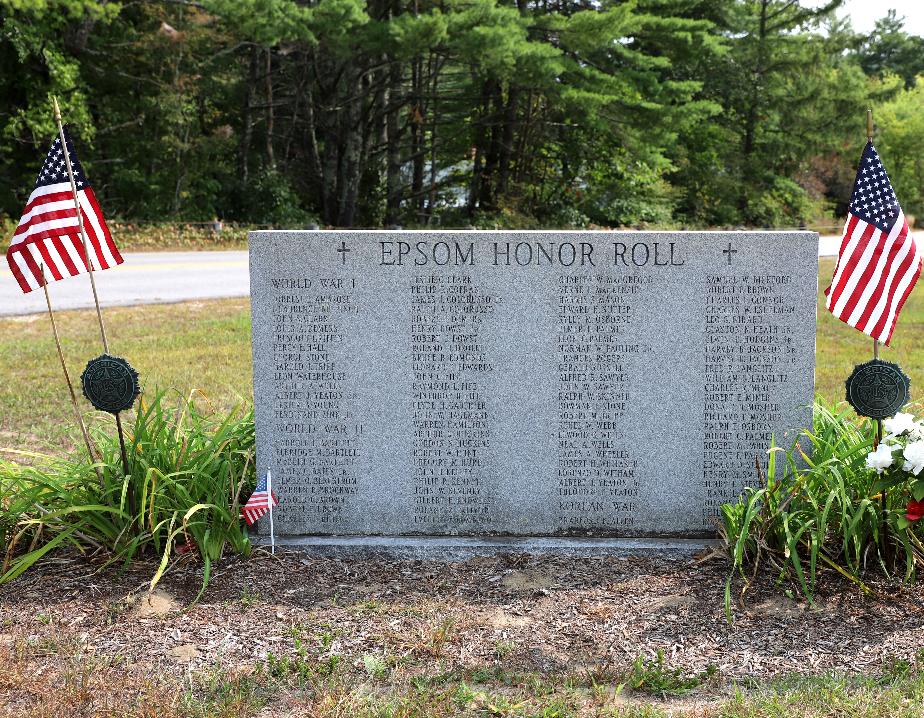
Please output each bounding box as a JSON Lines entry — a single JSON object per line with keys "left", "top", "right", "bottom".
{"left": 866, "top": 412, "right": 924, "bottom": 529}
{"left": 722, "top": 401, "right": 924, "bottom": 611}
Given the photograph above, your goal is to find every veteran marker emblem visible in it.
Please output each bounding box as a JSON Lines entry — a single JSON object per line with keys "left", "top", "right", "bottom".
{"left": 81, "top": 354, "right": 141, "bottom": 414}
{"left": 845, "top": 359, "right": 910, "bottom": 420}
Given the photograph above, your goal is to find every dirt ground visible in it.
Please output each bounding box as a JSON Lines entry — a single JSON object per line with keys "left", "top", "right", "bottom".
{"left": 2, "top": 549, "right": 923, "bottom": 683}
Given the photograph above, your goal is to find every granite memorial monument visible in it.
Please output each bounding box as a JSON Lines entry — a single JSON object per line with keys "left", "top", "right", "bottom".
{"left": 249, "top": 231, "right": 818, "bottom": 542}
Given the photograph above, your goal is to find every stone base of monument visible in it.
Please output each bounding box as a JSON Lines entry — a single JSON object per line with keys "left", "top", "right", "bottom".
{"left": 250, "top": 535, "right": 721, "bottom": 560}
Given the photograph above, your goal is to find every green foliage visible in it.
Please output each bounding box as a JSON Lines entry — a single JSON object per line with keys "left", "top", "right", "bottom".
{"left": 742, "top": 176, "right": 815, "bottom": 228}
{"left": 671, "top": 1, "right": 871, "bottom": 227}
{"left": 265, "top": 625, "right": 344, "bottom": 685}
{"left": 101, "top": 222, "right": 249, "bottom": 252}
{"left": 0, "top": 392, "right": 256, "bottom": 594}
{"left": 181, "top": 663, "right": 270, "bottom": 718}
{"left": 626, "top": 651, "right": 717, "bottom": 696}
{"left": 721, "top": 401, "right": 924, "bottom": 614}
{"left": 204, "top": 0, "right": 315, "bottom": 45}
{"left": 2, "top": 1, "right": 924, "bottom": 229}
{"left": 858, "top": 10, "right": 924, "bottom": 89}
{"left": 874, "top": 81, "right": 924, "bottom": 222}
{"left": 581, "top": 151, "right": 677, "bottom": 227}
{"left": 231, "top": 167, "right": 318, "bottom": 226}
{"left": 0, "top": 0, "right": 117, "bottom": 17}
{"left": 362, "top": 653, "right": 390, "bottom": 681}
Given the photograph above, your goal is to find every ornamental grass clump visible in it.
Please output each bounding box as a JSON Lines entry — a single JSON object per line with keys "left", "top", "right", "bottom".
{"left": 721, "top": 400, "right": 924, "bottom": 612}
{"left": 0, "top": 391, "right": 255, "bottom": 593}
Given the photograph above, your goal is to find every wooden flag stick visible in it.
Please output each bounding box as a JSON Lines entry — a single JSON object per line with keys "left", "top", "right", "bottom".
{"left": 867, "top": 108, "right": 890, "bottom": 565}
{"left": 114, "top": 411, "right": 133, "bottom": 511}
{"left": 51, "top": 98, "right": 130, "bottom": 506}
{"left": 52, "top": 96, "right": 109, "bottom": 354}
{"left": 868, "top": 108, "right": 883, "bottom": 440}
{"left": 267, "top": 468, "right": 275, "bottom": 555}
{"left": 40, "top": 265, "right": 103, "bottom": 489}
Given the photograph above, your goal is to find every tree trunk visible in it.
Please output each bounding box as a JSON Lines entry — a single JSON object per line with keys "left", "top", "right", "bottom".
{"left": 410, "top": 57, "right": 425, "bottom": 220}
{"left": 265, "top": 46, "right": 275, "bottom": 168}
{"left": 740, "top": 0, "right": 769, "bottom": 218}
{"left": 385, "top": 59, "right": 403, "bottom": 225}
{"left": 426, "top": 58, "right": 442, "bottom": 223}
{"left": 302, "top": 50, "right": 325, "bottom": 215}
{"left": 515, "top": 90, "right": 534, "bottom": 186}
{"left": 239, "top": 46, "right": 259, "bottom": 184}
{"left": 467, "top": 78, "right": 493, "bottom": 216}
{"left": 372, "top": 59, "right": 389, "bottom": 226}
{"left": 497, "top": 86, "right": 518, "bottom": 199}
{"left": 337, "top": 66, "right": 363, "bottom": 226}
{"left": 478, "top": 80, "right": 502, "bottom": 212}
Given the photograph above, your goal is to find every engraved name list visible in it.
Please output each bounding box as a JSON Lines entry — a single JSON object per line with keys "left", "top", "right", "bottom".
{"left": 250, "top": 231, "right": 817, "bottom": 538}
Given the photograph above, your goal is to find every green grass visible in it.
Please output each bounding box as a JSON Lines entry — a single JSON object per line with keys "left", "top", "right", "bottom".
{"left": 816, "top": 257, "right": 924, "bottom": 400}
{"left": 0, "top": 261, "right": 920, "bottom": 454}
{"left": 626, "top": 651, "right": 718, "bottom": 696}
{"left": 107, "top": 223, "right": 250, "bottom": 252}
{"left": 717, "top": 670, "right": 924, "bottom": 718}
{"left": 0, "top": 299, "right": 252, "bottom": 453}
{"left": 6, "top": 635, "right": 924, "bottom": 718}
{"left": 183, "top": 661, "right": 924, "bottom": 717}
{"left": 1, "top": 221, "right": 250, "bottom": 253}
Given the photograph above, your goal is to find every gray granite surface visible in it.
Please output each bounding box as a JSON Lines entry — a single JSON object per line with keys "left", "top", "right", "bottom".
{"left": 250, "top": 535, "right": 721, "bottom": 559}
{"left": 249, "top": 231, "right": 818, "bottom": 538}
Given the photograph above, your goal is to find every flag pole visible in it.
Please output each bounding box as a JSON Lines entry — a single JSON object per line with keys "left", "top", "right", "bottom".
{"left": 867, "top": 108, "right": 884, "bottom": 443}
{"left": 867, "top": 108, "right": 883, "bottom": 442}
{"left": 266, "top": 468, "right": 275, "bottom": 555}
{"left": 39, "top": 264, "right": 103, "bottom": 489}
{"left": 867, "top": 107, "right": 890, "bottom": 564}
{"left": 51, "top": 97, "right": 131, "bottom": 509}
{"left": 52, "top": 96, "right": 109, "bottom": 354}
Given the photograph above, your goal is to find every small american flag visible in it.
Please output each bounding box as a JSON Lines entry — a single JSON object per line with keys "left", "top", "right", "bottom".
{"left": 242, "top": 472, "right": 279, "bottom": 526}
{"left": 6, "top": 126, "right": 123, "bottom": 293}
{"left": 825, "top": 141, "right": 922, "bottom": 345}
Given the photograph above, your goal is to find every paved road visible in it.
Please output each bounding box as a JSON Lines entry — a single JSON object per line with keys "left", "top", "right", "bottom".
{"left": 818, "top": 234, "right": 841, "bottom": 256}
{"left": 0, "top": 237, "right": 841, "bottom": 317}
{"left": 0, "top": 250, "right": 249, "bottom": 316}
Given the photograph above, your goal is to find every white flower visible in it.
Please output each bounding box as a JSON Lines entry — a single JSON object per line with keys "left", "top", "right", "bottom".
{"left": 902, "top": 440, "right": 924, "bottom": 476}
{"left": 866, "top": 443, "right": 896, "bottom": 474}
{"left": 911, "top": 422, "right": 924, "bottom": 441}
{"left": 884, "top": 412, "right": 918, "bottom": 438}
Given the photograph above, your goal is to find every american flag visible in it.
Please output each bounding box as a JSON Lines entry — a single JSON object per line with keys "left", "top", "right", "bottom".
{"left": 825, "top": 141, "right": 922, "bottom": 345}
{"left": 6, "top": 126, "right": 123, "bottom": 293}
{"left": 242, "top": 472, "right": 279, "bottom": 526}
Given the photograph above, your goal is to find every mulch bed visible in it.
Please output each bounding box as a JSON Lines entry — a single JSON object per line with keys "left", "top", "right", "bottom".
{"left": 2, "top": 549, "right": 923, "bottom": 681}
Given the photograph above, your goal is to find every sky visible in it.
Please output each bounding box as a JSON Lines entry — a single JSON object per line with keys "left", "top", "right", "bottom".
{"left": 832, "top": 0, "right": 924, "bottom": 36}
